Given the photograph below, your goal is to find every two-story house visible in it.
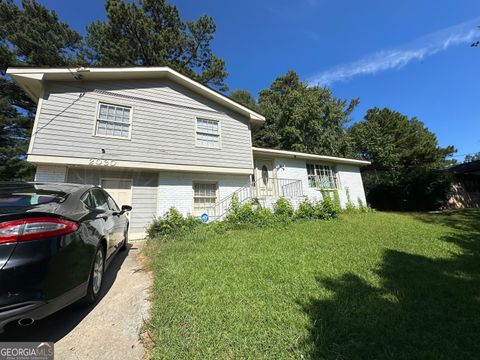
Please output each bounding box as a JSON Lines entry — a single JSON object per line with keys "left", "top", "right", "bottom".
{"left": 7, "top": 67, "right": 369, "bottom": 239}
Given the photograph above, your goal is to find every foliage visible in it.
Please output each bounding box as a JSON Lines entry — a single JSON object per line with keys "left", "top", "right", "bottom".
{"left": 295, "top": 198, "right": 316, "bottom": 219}
{"left": 464, "top": 152, "right": 480, "bottom": 163}
{"left": 146, "top": 210, "right": 480, "bottom": 358}
{"left": 85, "top": 0, "right": 228, "bottom": 91}
{"left": 0, "top": 0, "right": 84, "bottom": 180}
{"left": 344, "top": 187, "right": 356, "bottom": 212}
{"left": 253, "top": 70, "right": 359, "bottom": 157}
{"left": 147, "top": 207, "right": 201, "bottom": 239}
{"left": 229, "top": 89, "right": 259, "bottom": 112}
{"left": 349, "top": 107, "right": 456, "bottom": 211}
{"left": 273, "top": 197, "right": 294, "bottom": 218}
{"left": 316, "top": 191, "right": 337, "bottom": 219}
{"left": 332, "top": 190, "right": 342, "bottom": 214}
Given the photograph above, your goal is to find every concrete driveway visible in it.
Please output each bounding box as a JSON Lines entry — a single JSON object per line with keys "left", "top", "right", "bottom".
{"left": 0, "top": 242, "right": 151, "bottom": 360}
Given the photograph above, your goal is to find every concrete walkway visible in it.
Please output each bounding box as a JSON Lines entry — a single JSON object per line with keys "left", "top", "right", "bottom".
{"left": 0, "top": 242, "right": 151, "bottom": 360}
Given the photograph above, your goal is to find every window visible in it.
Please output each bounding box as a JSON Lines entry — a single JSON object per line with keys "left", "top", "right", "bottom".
{"left": 193, "top": 182, "right": 218, "bottom": 213}
{"left": 196, "top": 118, "right": 220, "bottom": 148}
{"left": 306, "top": 164, "right": 338, "bottom": 189}
{"left": 106, "top": 195, "right": 120, "bottom": 212}
{"left": 90, "top": 189, "right": 109, "bottom": 211}
{"left": 96, "top": 103, "right": 131, "bottom": 139}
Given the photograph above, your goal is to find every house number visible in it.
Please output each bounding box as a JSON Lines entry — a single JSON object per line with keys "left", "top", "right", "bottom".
{"left": 89, "top": 158, "right": 117, "bottom": 167}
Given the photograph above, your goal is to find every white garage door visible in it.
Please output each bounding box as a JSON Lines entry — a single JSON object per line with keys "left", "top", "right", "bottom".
{"left": 101, "top": 179, "right": 133, "bottom": 209}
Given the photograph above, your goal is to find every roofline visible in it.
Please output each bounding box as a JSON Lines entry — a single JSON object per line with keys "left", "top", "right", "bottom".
{"left": 252, "top": 147, "right": 371, "bottom": 166}
{"left": 6, "top": 66, "right": 266, "bottom": 123}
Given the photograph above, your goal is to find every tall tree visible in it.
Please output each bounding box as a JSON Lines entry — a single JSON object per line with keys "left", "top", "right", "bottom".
{"left": 464, "top": 152, "right": 480, "bottom": 163}
{"left": 0, "top": 0, "right": 84, "bottom": 180}
{"left": 229, "top": 89, "right": 258, "bottom": 112}
{"left": 349, "top": 107, "right": 456, "bottom": 210}
{"left": 254, "top": 71, "right": 359, "bottom": 157}
{"left": 85, "top": 0, "right": 228, "bottom": 91}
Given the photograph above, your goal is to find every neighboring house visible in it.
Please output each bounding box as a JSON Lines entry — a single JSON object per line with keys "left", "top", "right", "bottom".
{"left": 7, "top": 67, "right": 370, "bottom": 239}
{"left": 446, "top": 160, "right": 480, "bottom": 209}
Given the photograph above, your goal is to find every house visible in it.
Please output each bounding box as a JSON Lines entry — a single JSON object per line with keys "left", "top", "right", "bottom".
{"left": 7, "top": 67, "right": 370, "bottom": 239}
{"left": 446, "top": 160, "right": 480, "bottom": 209}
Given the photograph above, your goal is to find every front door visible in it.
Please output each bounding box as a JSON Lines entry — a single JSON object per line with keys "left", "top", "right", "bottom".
{"left": 255, "top": 160, "right": 275, "bottom": 197}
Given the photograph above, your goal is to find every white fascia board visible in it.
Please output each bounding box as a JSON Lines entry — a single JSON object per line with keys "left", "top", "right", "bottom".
{"left": 252, "top": 147, "right": 371, "bottom": 166}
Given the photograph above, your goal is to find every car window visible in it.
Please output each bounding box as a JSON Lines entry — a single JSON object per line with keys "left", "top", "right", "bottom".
{"left": 0, "top": 184, "right": 67, "bottom": 209}
{"left": 81, "top": 191, "right": 94, "bottom": 208}
{"left": 106, "top": 194, "right": 120, "bottom": 211}
{"left": 90, "top": 189, "right": 109, "bottom": 211}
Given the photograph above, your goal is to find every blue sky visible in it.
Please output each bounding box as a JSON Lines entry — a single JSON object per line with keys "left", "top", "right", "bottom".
{"left": 38, "top": 0, "right": 480, "bottom": 160}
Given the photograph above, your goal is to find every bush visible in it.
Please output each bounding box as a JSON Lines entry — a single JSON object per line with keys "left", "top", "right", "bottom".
{"left": 295, "top": 198, "right": 315, "bottom": 219}
{"left": 273, "top": 197, "right": 294, "bottom": 217}
{"left": 147, "top": 207, "right": 202, "bottom": 239}
{"left": 345, "top": 187, "right": 357, "bottom": 212}
{"left": 333, "top": 190, "right": 342, "bottom": 214}
{"left": 316, "top": 191, "right": 338, "bottom": 220}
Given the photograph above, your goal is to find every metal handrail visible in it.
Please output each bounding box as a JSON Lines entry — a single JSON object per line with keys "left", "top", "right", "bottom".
{"left": 204, "top": 178, "right": 304, "bottom": 220}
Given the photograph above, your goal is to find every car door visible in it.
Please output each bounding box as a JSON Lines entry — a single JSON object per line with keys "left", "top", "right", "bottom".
{"left": 104, "top": 191, "right": 127, "bottom": 250}
{"left": 90, "top": 188, "right": 117, "bottom": 259}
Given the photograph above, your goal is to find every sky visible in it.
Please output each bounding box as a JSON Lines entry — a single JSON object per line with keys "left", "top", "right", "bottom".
{"left": 36, "top": 0, "right": 480, "bottom": 160}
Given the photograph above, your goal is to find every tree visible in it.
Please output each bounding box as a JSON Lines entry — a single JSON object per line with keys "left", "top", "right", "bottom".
{"left": 85, "top": 0, "right": 228, "bottom": 91}
{"left": 229, "top": 89, "right": 258, "bottom": 112}
{"left": 349, "top": 107, "right": 456, "bottom": 210}
{"left": 464, "top": 152, "right": 480, "bottom": 163}
{"left": 254, "top": 71, "right": 359, "bottom": 157}
{"left": 0, "top": 0, "right": 84, "bottom": 180}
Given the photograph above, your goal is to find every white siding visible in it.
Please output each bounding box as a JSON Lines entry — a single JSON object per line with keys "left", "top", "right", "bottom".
{"left": 31, "top": 79, "right": 253, "bottom": 170}
{"left": 337, "top": 164, "right": 367, "bottom": 206}
{"left": 35, "top": 165, "right": 67, "bottom": 182}
{"left": 157, "top": 172, "right": 249, "bottom": 217}
{"left": 272, "top": 157, "right": 367, "bottom": 207}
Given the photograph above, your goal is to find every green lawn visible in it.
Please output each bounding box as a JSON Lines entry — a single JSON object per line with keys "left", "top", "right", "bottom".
{"left": 145, "top": 210, "right": 480, "bottom": 359}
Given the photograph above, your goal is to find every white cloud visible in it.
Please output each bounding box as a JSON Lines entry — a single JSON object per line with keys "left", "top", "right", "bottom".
{"left": 308, "top": 18, "right": 480, "bottom": 86}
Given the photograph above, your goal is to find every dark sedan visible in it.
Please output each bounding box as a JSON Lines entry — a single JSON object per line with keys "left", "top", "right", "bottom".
{"left": 0, "top": 182, "right": 131, "bottom": 333}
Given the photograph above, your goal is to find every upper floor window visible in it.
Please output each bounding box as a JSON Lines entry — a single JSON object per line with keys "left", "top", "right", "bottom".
{"left": 306, "top": 164, "right": 338, "bottom": 189}
{"left": 196, "top": 118, "right": 220, "bottom": 148}
{"left": 96, "top": 103, "right": 131, "bottom": 139}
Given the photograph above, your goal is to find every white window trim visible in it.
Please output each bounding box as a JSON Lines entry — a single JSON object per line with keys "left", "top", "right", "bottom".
{"left": 192, "top": 181, "right": 219, "bottom": 215}
{"left": 93, "top": 101, "right": 133, "bottom": 141}
{"left": 306, "top": 163, "right": 339, "bottom": 190}
{"left": 195, "top": 117, "right": 222, "bottom": 149}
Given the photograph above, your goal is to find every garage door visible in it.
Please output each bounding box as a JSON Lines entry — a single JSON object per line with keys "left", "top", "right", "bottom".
{"left": 101, "top": 179, "right": 133, "bottom": 209}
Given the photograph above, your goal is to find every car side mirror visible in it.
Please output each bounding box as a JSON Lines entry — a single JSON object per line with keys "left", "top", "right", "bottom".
{"left": 121, "top": 205, "right": 132, "bottom": 212}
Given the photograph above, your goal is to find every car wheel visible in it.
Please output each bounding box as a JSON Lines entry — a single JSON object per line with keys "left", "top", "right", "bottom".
{"left": 120, "top": 227, "right": 128, "bottom": 251}
{"left": 81, "top": 245, "right": 105, "bottom": 305}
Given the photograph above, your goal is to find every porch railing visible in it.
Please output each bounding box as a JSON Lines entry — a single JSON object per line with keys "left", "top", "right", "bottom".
{"left": 203, "top": 178, "right": 304, "bottom": 220}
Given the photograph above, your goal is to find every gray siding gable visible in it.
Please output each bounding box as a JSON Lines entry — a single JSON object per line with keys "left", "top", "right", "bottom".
{"left": 31, "top": 78, "right": 253, "bottom": 169}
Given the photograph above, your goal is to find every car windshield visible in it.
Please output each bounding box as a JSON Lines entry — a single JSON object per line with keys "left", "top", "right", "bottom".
{"left": 0, "top": 184, "right": 68, "bottom": 209}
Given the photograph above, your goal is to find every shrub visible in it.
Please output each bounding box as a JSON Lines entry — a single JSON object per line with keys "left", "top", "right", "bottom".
{"left": 273, "top": 197, "right": 294, "bottom": 217}
{"left": 333, "top": 190, "right": 342, "bottom": 214}
{"left": 345, "top": 187, "right": 356, "bottom": 212}
{"left": 316, "top": 191, "right": 338, "bottom": 220}
{"left": 252, "top": 207, "right": 276, "bottom": 227}
{"left": 147, "top": 207, "right": 202, "bottom": 239}
{"left": 295, "top": 198, "right": 315, "bottom": 219}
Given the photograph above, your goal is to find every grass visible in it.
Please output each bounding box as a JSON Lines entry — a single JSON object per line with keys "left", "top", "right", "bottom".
{"left": 145, "top": 210, "right": 480, "bottom": 359}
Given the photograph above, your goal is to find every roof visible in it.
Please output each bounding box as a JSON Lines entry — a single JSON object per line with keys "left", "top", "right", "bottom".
{"left": 448, "top": 160, "right": 480, "bottom": 174}
{"left": 6, "top": 66, "right": 266, "bottom": 123}
{"left": 252, "top": 147, "right": 371, "bottom": 166}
